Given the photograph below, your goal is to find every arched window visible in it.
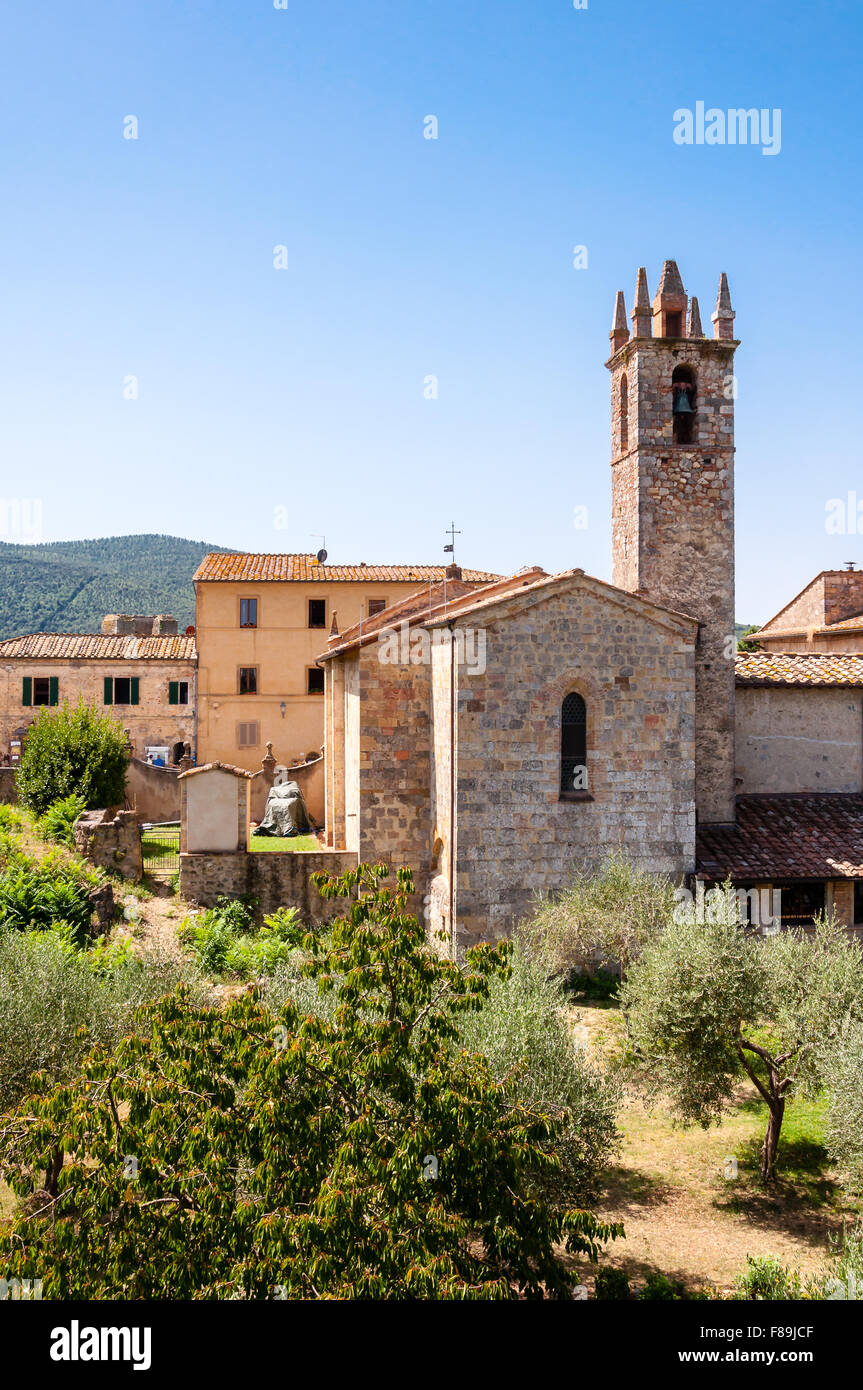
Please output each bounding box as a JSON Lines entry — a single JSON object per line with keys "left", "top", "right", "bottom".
{"left": 671, "top": 365, "right": 697, "bottom": 445}
{"left": 560, "top": 692, "right": 587, "bottom": 795}
{"left": 619, "top": 374, "right": 628, "bottom": 453}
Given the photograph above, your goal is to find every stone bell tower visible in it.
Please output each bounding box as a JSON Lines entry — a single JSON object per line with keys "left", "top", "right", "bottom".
{"left": 606, "top": 260, "right": 738, "bottom": 826}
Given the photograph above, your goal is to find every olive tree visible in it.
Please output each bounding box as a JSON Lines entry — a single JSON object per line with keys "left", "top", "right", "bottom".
{"left": 622, "top": 902, "right": 863, "bottom": 1183}
{"left": 524, "top": 851, "right": 675, "bottom": 983}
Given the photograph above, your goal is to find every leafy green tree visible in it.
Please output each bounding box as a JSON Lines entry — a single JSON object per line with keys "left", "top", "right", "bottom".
{"left": 16, "top": 701, "right": 128, "bottom": 816}
{"left": 622, "top": 903, "right": 863, "bottom": 1183}
{"left": 736, "top": 624, "right": 762, "bottom": 652}
{"left": 0, "top": 865, "right": 621, "bottom": 1299}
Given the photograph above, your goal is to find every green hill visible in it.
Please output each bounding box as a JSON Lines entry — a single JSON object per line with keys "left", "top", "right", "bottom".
{"left": 0, "top": 535, "right": 234, "bottom": 639}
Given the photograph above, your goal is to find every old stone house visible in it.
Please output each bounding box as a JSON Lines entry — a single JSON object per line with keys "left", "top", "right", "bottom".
{"left": 752, "top": 569, "right": 863, "bottom": 654}
{"left": 0, "top": 614, "right": 196, "bottom": 765}
{"left": 320, "top": 260, "right": 863, "bottom": 951}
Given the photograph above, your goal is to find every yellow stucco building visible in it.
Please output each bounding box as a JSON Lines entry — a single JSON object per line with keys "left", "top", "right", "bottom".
{"left": 193, "top": 553, "right": 498, "bottom": 774}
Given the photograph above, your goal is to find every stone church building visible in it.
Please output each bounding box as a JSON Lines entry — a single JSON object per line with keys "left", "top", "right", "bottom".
{"left": 320, "top": 261, "right": 863, "bottom": 952}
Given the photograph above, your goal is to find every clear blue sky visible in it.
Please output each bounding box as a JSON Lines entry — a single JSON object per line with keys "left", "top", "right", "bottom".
{"left": 1, "top": 0, "right": 861, "bottom": 623}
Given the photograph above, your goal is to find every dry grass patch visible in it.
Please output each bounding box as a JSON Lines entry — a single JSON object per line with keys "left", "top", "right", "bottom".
{"left": 567, "top": 999, "right": 860, "bottom": 1295}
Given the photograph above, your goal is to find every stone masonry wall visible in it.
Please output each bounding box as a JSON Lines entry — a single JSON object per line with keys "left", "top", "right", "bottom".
{"left": 735, "top": 687, "right": 863, "bottom": 794}
{"left": 74, "top": 809, "right": 143, "bottom": 881}
{"left": 609, "top": 335, "right": 737, "bottom": 825}
{"left": 449, "top": 579, "right": 697, "bottom": 950}
{"left": 179, "top": 849, "right": 358, "bottom": 922}
{"left": 356, "top": 644, "right": 432, "bottom": 899}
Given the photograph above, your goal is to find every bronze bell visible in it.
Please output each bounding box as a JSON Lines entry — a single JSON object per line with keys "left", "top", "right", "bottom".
{"left": 672, "top": 384, "right": 695, "bottom": 414}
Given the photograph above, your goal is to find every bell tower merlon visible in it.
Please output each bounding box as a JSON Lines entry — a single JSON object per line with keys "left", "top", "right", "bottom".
{"left": 606, "top": 260, "right": 738, "bottom": 826}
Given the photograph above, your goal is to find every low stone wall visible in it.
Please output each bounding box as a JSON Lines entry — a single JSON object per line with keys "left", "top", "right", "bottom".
{"left": 126, "top": 758, "right": 181, "bottom": 823}
{"left": 179, "top": 849, "right": 357, "bottom": 923}
{"left": 0, "top": 768, "right": 17, "bottom": 804}
{"left": 74, "top": 809, "right": 143, "bottom": 881}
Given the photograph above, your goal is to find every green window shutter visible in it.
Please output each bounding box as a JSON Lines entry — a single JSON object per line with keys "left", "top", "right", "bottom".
{"left": 168, "top": 680, "right": 178, "bottom": 705}
{"left": 104, "top": 677, "right": 113, "bottom": 705}
{"left": 22, "top": 677, "right": 31, "bottom": 706}
{"left": 130, "top": 677, "right": 140, "bottom": 706}
{"left": 49, "top": 677, "right": 59, "bottom": 706}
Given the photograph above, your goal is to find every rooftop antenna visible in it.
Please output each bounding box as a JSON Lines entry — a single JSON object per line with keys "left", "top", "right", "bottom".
{"left": 845, "top": 561, "right": 857, "bottom": 571}
{"left": 311, "top": 534, "right": 327, "bottom": 564}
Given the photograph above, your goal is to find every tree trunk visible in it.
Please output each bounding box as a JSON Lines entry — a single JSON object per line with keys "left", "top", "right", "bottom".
{"left": 760, "top": 1097, "right": 785, "bottom": 1183}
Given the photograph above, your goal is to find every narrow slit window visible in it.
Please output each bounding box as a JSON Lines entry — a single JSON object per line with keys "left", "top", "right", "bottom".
{"left": 560, "top": 693, "right": 587, "bottom": 794}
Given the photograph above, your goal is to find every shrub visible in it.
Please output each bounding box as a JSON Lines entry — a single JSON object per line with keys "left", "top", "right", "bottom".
{"left": 594, "top": 1266, "right": 630, "bottom": 1299}
{"left": 456, "top": 937, "right": 621, "bottom": 1206}
{"left": 179, "top": 898, "right": 298, "bottom": 980}
{"left": 16, "top": 700, "right": 128, "bottom": 817}
{"left": 640, "top": 1271, "right": 687, "bottom": 1300}
{"left": 39, "top": 793, "right": 88, "bottom": 847}
{"left": 0, "top": 930, "right": 206, "bottom": 1114}
{"left": 733, "top": 1256, "right": 804, "bottom": 1301}
{"left": 821, "top": 1020, "right": 863, "bottom": 1194}
{"left": 0, "top": 806, "right": 21, "bottom": 832}
{"left": 0, "top": 863, "right": 622, "bottom": 1299}
{"left": 523, "top": 851, "right": 674, "bottom": 982}
{"left": 0, "top": 851, "right": 100, "bottom": 945}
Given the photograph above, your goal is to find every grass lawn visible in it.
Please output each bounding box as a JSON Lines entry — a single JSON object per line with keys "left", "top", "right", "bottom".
{"left": 140, "top": 827, "right": 179, "bottom": 861}
{"left": 249, "top": 834, "right": 322, "bottom": 853}
{"left": 567, "top": 999, "right": 860, "bottom": 1296}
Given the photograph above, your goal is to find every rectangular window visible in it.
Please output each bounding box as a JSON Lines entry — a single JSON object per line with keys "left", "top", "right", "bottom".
{"left": 368, "top": 598, "right": 387, "bottom": 617}
{"left": 168, "top": 681, "right": 190, "bottom": 705}
{"left": 855, "top": 882, "right": 863, "bottom": 925}
{"left": 237, "top": 721, "right": 259, "bottom": 748}
{"left": 772, "top": 881, "right": 825, "bottom": 928}
{"left": 308, "top": 598, "right": 327, "bottom": 628}
{"left": 240, "top": 598, "right": 258, "bottom": 628}
{"left": 22, "top": 676, "right": 58, "bottom": 707}
{"left": 307, "top": 667, "right": 324, "bottom": 695}
{"left": 105, "top": 676, "right": 139, "bottom": 706}
{"left": 239, "top": 667, "right": 258, "bottom": 695}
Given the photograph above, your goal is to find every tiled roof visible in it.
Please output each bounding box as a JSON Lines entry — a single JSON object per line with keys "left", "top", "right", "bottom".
{"left": 821, "top": 613, "right": 863, "bottom": 632}
{"left": 178, "top": 761, "right": 254, "bottom": 780}
{"left": 696, "top": 794, "right": 863, "bottom": 881}
{"left": 735, "top": 652, "right": 863, "bottom": 687}
{"left": 320, "top": 578, "right": 478, "bottom": 660}
{"left": 0, "top": 634, "right": 196, "bottom": 661}
{"left": 193, "top": 553, "right": 501, "bottom": 584}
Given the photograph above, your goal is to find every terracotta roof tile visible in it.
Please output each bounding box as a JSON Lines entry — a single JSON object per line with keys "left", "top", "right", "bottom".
{"left": 696, "top": 794, "right": 863, "bottom": 881}
{"left": 178, "top": 761, "right": 254, "bottom": 779}
{"left": 0, "top": 634, "right": 196, "bottom": 661}
{"left": 821, "top": 613, "right": 863, "bottom": 632}
{"left": 734, "top": 652, "right": 863, "bottom": 687}
{"left": 193, "top": 553, "right": 501, "bottom": 585}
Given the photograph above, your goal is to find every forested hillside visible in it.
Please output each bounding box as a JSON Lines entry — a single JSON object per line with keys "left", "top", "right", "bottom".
{"left": 0, "top": 535, "right": 232, "bottom": 637}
